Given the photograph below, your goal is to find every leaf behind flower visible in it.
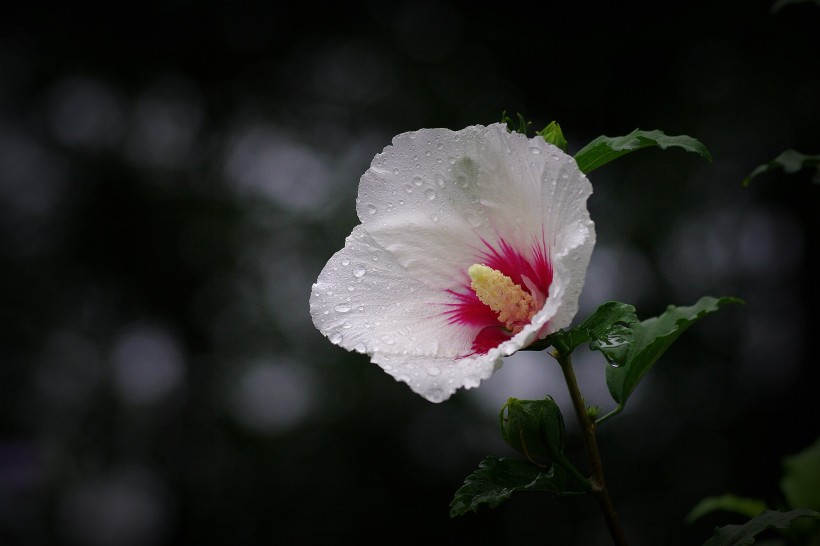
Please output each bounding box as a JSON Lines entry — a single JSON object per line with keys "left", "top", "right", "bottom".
{"left": 574, "top": 129, "right": 712, "bottom": 173}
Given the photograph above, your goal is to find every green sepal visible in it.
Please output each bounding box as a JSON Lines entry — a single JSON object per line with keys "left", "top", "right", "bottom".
{"left": 537, "top": 121, "right": 568, "bottom": 152}
{"left": 574, "top": 129, "right": 712, "bottom": 174}
{"left": 742, "top": 149, "right": 820, "bottom": 186}
{"left": 686, "top": 494, "right": 769, "bottom": 524}
{"left": 701, "top": 508, "right": 820, "bottom": 546}
{"left": 605, "top": 296, "right": 743, "bottom": 406}
{"left": 449, "top": 457, "right": 578, "bottom": 517}
{"left": 501, "top": 111, "right": 531, "bottom": 135}
{"left": 500, "top": 397, "right": 565, "bottom": 467}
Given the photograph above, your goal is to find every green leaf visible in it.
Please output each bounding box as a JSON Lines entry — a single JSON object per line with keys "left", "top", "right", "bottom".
{"left": 449, "top": 457, "right": 574, "bottom": 517}
{"left": 742, "top": 149, "right": 820, "bottom": 186}
{"left": 500, "top": 397, "right": 565, "bottom": 467}
{"left": 686, "top": 494, "right": 769, "bottom": 524}
{"left": 781, "top": 436, "right": 820, "bottom": 511}
{"left": 772, "top": 0, "right": 820, "bottom": 13}
{"left": 701, "top": 508, "right": 820, "bottom": 546}
{"left": 606, "top": 296, "right": 743, "bottom": 406}
{"left": 537, "top": 121, "right": 568, "bottom": 152}
{"left": 545, "top": 301, "right": 638, "bottom": 356}
{"left": 574, "top": 129, "right": 712, "bottom": 174}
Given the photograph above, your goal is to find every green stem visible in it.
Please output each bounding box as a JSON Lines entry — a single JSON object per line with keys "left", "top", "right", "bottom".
{"left": 554, "top": 452, "right": 593, "bottom": 493}
{"left": 556, "top": 351, "right": 629, "bottom": 546}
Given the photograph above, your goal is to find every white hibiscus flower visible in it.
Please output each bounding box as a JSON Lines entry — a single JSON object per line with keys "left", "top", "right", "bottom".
{"left": 310, "top": 123, "right": 595, "bottom": 402}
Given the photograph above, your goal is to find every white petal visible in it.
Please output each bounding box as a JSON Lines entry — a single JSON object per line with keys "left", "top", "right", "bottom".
{"left": 310, "top": 224, "right": 473, "bottom": 357}
{"left": 356, "top": 123, "right": 593, "bottom": 287}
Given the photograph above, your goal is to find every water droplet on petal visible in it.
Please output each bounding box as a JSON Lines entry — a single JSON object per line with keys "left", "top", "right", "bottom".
{"left": 329, "top": 333, "right": 343, "bottom": 344}
{"left": 334, "top": 304, "right": 351, "bottom": 313}
{"left": 412, "top": 175, "right": 424, "bottom": 186}
{"left": 404, "top": 184, "right": 413, "bottom": 193}
{"left": 353, "top": 265, "right": 366, "bottom": 277}
{"left": 341, "top": 258, "right": 350, "bottom": 266}
{"left": 424, "top": 189, "right": 436, "bottom": 200}
{"left": 529, "top": 146, "right": 541, "bottom": 154}
{"left": 365, "top": 203, "right": 377, "bottom": 214}
{"left": 426, "top": 366, "right": 441, "bottom": 377}
{"left": 465, "top": 211, "right": 482, "bottom": 227}
{"left": 347, "top": 286, "right": 355, "bottom": 292}
{"left": 342, "top": 322, "right": 352, "bottom": 329}
{"left": 425, "top": 388, "right": 445, "bottom": 402}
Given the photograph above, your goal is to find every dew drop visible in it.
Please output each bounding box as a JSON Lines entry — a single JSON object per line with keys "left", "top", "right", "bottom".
{"left": 425, "top": 388, "right": 445, "bottom": 402}
{"left": 425, "top": 366, "right": 441, "bottom": 377}
{"left": 404, "top": 184, "right": 414, "bottom": 193}
{"left": 529, "top": 146, "right": 541, "bottom": 155}
{"left": 435, "top": 174, "right": 445, "bottom": 187}
{"left": 354, "top": 343, "right": 367, "bottom": 353}
{"left": 342, "top": 322, "right": 352, "bottom": 329}
{"left": 353, "top": 265, "right": 366, "bottom": 277}
{"left": 424, "top": 189, "right": 436, "bottom": 200}
{"left": 334, "top": 304, "right": 351, "bottom": 313}
{"left": 606, "top": 356, "right": 622, "bottom": 368}
{"left": 341, "top": 258, "right": 350, "bottom": 266}
{"left": 347, "top": 286, "right": 355, "bottom": 292}
{"left": 412, "top": 175, "right": 424, "bottom": 186}
{"left": 365, "top": 203, "right": 377, "bottom": 214}
{"left": 392, "top": 168, "right": 400, "bottom": 174}
{"left": 329, "top": 333, "right": 343, "bottom": 344}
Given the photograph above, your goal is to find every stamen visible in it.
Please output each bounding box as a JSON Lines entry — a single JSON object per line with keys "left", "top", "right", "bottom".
{"left": 468, "top": 264, "right": 538, "bottom": 333}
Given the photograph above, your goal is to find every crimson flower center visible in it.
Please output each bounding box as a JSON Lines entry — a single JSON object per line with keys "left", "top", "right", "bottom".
{"left": 468, "top": 264, "right": 538, "bottom": 334}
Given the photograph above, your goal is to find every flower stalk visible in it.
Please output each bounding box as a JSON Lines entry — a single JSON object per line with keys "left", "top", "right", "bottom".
{"left": 554, "top": 350, "right": 629, "bottom": 546}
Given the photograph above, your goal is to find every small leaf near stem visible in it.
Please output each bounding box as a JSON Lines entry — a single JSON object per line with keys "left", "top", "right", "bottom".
{"left": 553, "top": 350, "right": 629, "bottom": 546}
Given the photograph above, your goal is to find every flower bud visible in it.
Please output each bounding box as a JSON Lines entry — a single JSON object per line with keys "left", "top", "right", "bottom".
{"left": 499, "top": 396, "right": 565, "bottom": 467}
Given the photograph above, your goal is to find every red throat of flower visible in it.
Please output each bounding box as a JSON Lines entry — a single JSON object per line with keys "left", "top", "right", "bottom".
{"left": 444, "top": 238, "right": 553, "bottom": 356}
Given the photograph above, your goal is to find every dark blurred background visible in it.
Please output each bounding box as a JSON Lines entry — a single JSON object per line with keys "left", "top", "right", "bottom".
{"left": 1, "top": 1, "right": 818, "bottom": 545}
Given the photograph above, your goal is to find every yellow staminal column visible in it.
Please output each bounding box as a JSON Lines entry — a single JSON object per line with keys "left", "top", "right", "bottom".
{"left": 468, "top": 264, "right": 538, "bottom": 333}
